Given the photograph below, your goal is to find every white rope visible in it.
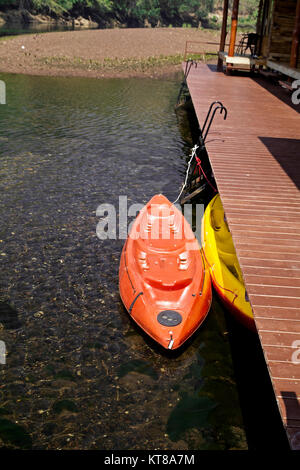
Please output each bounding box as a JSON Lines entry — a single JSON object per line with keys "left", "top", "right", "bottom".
{"left": 172, "top": 144, "right": 199, "bottom": 205}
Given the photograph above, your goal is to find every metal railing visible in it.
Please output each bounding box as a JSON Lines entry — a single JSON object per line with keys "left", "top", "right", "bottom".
{"left": 183, "top": 40, "right": 239, "bottom": 62}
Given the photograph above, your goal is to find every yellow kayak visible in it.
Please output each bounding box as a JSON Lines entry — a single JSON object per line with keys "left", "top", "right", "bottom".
{"left": 201, "top": 194, "right": 255, "bottom": 331}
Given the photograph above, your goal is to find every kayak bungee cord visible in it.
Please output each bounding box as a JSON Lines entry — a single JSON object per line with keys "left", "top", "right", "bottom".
{"left": 172, "top": 143, "right": 217, "bottom": 205}
{"left": 172, "top": 144, "right": 199, "bottom": 205}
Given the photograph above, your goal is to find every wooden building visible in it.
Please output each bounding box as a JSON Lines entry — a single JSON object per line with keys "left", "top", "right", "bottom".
{"left": 258, "top": 0, "right": 300, "bottom": 79}
{"left": 181, "top": 0, "right": 300, "bottom": 451}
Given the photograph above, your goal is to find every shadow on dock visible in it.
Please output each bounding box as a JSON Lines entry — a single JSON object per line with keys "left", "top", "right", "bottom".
{"left": 225, "top": 309, "right": 290, "bottom": 450}
{"left": 253, "top": 76, "right": 300, "bottom": 114}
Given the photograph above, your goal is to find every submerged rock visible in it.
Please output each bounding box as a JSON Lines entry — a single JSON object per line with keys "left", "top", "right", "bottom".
{"left": 0, "top": 418, "right": 32, "bottom": 449}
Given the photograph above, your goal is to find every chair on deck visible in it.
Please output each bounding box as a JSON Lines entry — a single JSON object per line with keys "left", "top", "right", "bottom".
{"left": 236, "top": 33, "right": 259, "bottom": 57}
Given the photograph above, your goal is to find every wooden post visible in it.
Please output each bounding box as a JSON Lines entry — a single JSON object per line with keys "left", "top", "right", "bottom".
{"left": 290, "top": 0, "right": 300, "bottom": 69}
{"left": 255, "top": 0, "right": 264, "bottom": 55}
{"left": 217, "top": 0, "right": 229, "bottom": 71}
{"left": 228, "top": 0, "right": 240, "bottom": 57}
{"left": 256, "top": 0, "right": 264, "bottom": 35}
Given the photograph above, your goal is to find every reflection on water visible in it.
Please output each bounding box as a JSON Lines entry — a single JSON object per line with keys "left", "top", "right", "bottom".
{"left": 0, "top": 73, "right": 247, "bottom": 449}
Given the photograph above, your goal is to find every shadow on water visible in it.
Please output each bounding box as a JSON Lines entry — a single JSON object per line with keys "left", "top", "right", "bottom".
{"left": 0, "top": 23, "right": 97, "bottom": 37}
{"left": 208, "top": 63, "right": 299, "bottom": 115}
{"left": 0, "top": 301, "right": 21, "bottom": 330}
{"left": 0, "top": 72, "right": 247, "bottom": 450}
{"left": 121, "top": 296, "right": 248, "bottom": 450}
{"left": 281, "top": 392, "right": 300, "bottom": 450}
{"left": 223, "top": 303, "right": 290, "bottom": 450}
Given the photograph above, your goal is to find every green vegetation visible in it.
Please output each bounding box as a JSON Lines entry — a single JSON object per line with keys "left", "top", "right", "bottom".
{"left": 0, "top": 0, "right": 260, "bottom": 29}
{"left": 0, "top": 418, "right": 32, "bottom": 449}
{"left": 167, "top": 393, "right": 217, "bottom": 441}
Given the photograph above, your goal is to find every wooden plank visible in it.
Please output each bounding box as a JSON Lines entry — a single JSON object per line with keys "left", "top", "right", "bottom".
{"left": 254, "top": 306, "right": 300, "bottom": 320}
{"left": 228, "top": 0, "right": 240, "bottom": 58}
{"left": 180, "top": 184, "right": 206, "bottom": 205}
{"left": 269, "top": 362, "right": 300, "bottom": 381}
{"left": 286, "top": 428, "right": 300, "bottom": 449}
{"left": 244, "top": 275, "right": 300, "bottom": 288}
{"left": 249, "top": 295, "right": 300, "bottom": 309}
{"left": 259, "top": 331, "right": 300, "bottom": 348}
{"left": 290, "top": 0, "right": 300, "bottom": 69}
{"left": 257, "top": 319, "right": 300, "bottom": 334}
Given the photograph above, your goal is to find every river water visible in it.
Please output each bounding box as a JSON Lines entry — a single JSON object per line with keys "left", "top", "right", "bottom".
{"left": 0, "top": 23, "right": 94, "bottom": 37}
{"left": 0, "top": 72, "right": 248, "bottom": 450}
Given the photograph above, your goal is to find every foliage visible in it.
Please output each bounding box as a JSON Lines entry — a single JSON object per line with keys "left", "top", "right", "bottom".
{"left": 0, "top": 418, "right": 32, "bottom": 449}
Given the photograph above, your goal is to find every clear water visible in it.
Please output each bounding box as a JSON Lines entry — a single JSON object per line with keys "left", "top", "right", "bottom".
{"left": 0, "top": 73, "right": 247, "bottom": 450}
{"left": 0, "top": 22, "right": 96, "bottom": 37}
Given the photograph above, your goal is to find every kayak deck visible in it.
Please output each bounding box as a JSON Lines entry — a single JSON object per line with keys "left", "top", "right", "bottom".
{"left": 119, "top": 194, "right": 212, "bottom": 350}
{"left": 185, "top": 63, "right": 300, "bottom": 449}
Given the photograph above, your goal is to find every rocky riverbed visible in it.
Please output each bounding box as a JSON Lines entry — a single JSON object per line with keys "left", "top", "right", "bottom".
{"left": 0, "top": 27, "right": 220, "bottom": 78}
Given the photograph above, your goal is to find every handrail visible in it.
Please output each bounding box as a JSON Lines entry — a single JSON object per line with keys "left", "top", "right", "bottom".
{"left": 184, "top": 40, "right": 239, "bottom": 62}
{"left": 202, "top": 105, "right": 227, "bottom": 143}
{"left": 201, "top": 101, "right": 224, "bottom": 138}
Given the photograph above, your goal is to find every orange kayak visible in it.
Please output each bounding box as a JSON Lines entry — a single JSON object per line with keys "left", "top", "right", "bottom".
{"left": 119, "top": 194, "right": 212, "bottom": 350}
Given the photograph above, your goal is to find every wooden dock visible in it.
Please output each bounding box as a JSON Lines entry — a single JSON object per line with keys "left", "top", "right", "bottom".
{"left": 185, "top": 64, "right": 300, "bottom": 449}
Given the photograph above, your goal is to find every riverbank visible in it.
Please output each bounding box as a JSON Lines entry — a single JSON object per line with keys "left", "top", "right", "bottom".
{"left": 0, "top": 28, "right": 221, "bottom": 79}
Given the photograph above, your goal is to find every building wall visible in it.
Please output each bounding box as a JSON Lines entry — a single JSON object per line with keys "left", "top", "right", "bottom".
{"left": 260, "top": 0, "right": 299, "bottom": 67}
